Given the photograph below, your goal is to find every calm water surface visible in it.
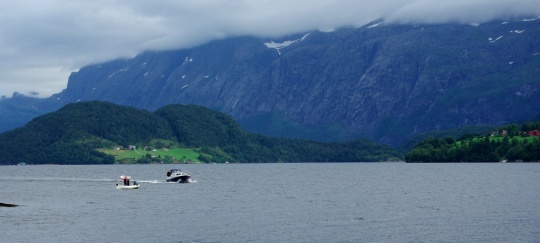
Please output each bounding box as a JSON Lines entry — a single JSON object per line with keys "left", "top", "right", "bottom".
{"left": 1, "top": 163, "right": 539, "bottom": 242}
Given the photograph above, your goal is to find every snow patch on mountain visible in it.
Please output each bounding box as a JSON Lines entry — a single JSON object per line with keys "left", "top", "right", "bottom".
{"left": 367, "top": 22, "right": 383, "bottom": 28}
{"left": 183, "top": 57, "right": 193, "bottom": 65}
{"left": 264, "top": 33, "right": 310, "bottom": 55}
{"left": 522, "top": 17, "right": 540, "bottom": 22}
{"left": 108, "top": 68, "right": 130, "bottom": 79}
{"left": 489, "top": 36, "right": 503, "bottom": 43}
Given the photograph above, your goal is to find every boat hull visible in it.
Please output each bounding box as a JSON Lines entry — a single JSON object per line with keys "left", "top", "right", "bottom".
{"left": 116, "top": 185, "right": 140, "bottom": 190}
{"left": 166, "top": 175, "right": 191, "bottom": 183}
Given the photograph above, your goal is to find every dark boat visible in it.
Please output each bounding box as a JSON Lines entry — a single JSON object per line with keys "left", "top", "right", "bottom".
{"left": 166, "top": 169, "right": 192, "bottom": 183}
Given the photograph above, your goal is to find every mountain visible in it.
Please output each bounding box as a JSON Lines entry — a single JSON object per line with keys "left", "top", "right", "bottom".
{"left": 0, "top": 101, "right": 402, "bottom": 165}
{"left": 1, "top": 18, "right": 540, "bottom": 147}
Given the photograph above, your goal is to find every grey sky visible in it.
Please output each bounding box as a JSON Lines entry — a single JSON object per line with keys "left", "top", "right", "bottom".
{"left": 1, "top": 0, "right": 539, "bottom": 98}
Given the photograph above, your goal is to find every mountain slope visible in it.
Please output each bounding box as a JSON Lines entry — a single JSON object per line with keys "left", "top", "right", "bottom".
{"left": 1, "top": 19, "right": 539, "bottom": 146}
{"left": 0, "top": 101, "right": 401, "bottom": 164}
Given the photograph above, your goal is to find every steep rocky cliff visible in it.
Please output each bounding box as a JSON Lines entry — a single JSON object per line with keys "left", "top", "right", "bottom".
{"left": 2, "top": 19, "right": 540, "bottom": 146}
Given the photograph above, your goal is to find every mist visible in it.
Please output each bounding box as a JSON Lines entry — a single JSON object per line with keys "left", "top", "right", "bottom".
{"left": 1, "top": 0, "right": 539, "bottom": 97}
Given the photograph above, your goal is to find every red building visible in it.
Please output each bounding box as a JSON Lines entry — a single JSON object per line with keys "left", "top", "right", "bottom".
{"left": 528, "top": 130, "right": 540, "bottom": 136}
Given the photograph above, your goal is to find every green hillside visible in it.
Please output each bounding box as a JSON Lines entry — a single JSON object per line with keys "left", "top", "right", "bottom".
{"left": 0, "top": 101, "right": 403, "bottom": 165}
{"left": 405, "top": 122, "right": 540, "bottom": 162}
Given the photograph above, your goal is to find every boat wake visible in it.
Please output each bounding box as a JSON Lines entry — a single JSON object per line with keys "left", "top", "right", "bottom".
{"left": 0, "top": 177, "right": 196, "bottom": 184}
{"left": 136, "top": 180, "right": 164, "bottom": 184}
{"left": 0, "top": 177, "right": 118, "bottom": 182}
{"left": 118, "top": 179, "right": 196, "bottom": 184}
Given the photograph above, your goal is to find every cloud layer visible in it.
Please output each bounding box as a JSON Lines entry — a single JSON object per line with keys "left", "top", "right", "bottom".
{"left": 1, "top": 0, "right": 539, "bottom": 98}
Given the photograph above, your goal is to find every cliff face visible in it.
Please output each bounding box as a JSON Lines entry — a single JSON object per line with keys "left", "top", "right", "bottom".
{"left": 2, "top": 19, "right": 540, "bottom": 146}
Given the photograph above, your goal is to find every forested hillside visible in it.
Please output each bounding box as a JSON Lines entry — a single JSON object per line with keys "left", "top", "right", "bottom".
{"left": 406, "top": 122, "right": 540, "bottom": 162}
{"left": 0, "top": 101, "right": 402, "bottom": 165}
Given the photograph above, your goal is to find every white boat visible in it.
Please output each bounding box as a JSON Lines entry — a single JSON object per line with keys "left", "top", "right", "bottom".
{"left": 166, "top": 169, "right": 192, "bottom": 183}
{"left": 116, "top": 175, "right": 140, "bottom": 189}
{"left": 116, "top": 184, "right": 140, "bottom": 190}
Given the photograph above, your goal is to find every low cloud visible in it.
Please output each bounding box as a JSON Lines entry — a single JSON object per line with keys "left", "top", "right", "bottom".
{"left": 1, "top": 0, "right": 539, "bottom": 98}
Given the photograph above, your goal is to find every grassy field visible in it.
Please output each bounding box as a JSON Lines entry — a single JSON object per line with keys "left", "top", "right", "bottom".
{"left": 479, "top": 136, "right": 536, "bottom": 143}
{"left": 98, "top": 148, "right": 201, "bottom": 163}
{"left": 457, "top": 136, "right": 538, "bottom": 145}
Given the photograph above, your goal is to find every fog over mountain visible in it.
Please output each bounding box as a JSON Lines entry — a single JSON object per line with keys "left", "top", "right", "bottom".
{"left": 1, "top": 0, "right": 539, "bottom": 98}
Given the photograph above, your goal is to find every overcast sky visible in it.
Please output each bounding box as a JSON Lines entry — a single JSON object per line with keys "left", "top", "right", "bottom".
{"left": 1, "top": 0, "right": 539, "bottom": 98}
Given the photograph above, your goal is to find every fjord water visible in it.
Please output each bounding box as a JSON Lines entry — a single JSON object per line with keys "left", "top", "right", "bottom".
{"left": 2, "top": 163, "right": 539, "bottom": 242}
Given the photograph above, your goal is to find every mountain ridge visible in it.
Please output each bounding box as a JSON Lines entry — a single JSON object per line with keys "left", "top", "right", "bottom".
{"left": 1, "top": 19, "right": 539, "bottom": 146}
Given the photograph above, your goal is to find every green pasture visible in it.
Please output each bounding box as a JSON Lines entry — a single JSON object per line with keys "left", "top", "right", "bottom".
{"left": 98, "top": 148, "right": 201, "bottom": 163}
{"left": 478, "top": 136, "right": 535, "bottom": 143}
{"left": 457, "top": 136, "right": 537, "bottom": 146}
